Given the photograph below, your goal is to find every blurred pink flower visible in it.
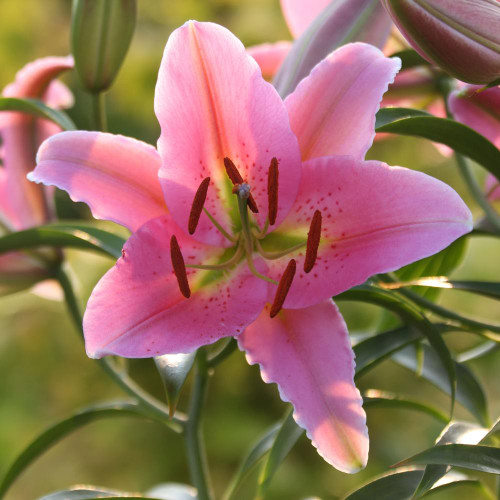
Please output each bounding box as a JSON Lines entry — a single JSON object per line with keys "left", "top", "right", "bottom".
{"left": 449, "top": 85, "right": 500, "bottom": 201}
{"left": 30, "top": 22, "right": 472, "bottom": 472}
{"left": 0, "top": 57, "right": 73, "bottom": 295}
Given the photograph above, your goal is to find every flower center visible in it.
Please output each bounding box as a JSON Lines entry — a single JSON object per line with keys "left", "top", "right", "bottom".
{"left": 170, "top": 157, "right": 323, "bottom": 317}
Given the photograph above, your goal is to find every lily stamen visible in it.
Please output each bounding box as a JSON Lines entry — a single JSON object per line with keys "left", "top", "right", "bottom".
{"left": 304, "top": 210, "right": 322, "bottom": 273}
{"left": 268, "top": 157, "right": 279, "bottom": 226}
{"left": 170, "top": 235, "right": 191, "bottom": 298}
{"left": 270, "top": 259, "right": 296, "bottom": 318}
{"left": 224, "top": 157, "right": 259, "bottom": 213}
{"left": 188, "top": 176, "right": 210, "bottom": 235}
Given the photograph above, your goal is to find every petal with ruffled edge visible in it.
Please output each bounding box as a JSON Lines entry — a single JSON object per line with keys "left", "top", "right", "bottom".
{"left": 280, "top": 0, "right": 331, "bottom": 38}
{"left": 29, "top": 131, "right": 166, "bottom": 232}
{"left": 261, "top": 156, "right": 472, "bottom": 309}
{"left": 247, "top": 41, "right": 292, "bottom": 80}
{"left": 84, "top": 215, "right": 269, "bottom": 358}
{"left": 1, "top": 56, "right": 74, "bottom": 228}
{"left": 155, "top": 21, "right": 301, "bottom": 247}
{"left": 285, "top": 43, "right": 400, "bottom": 162}
{"left": 449, "top": 85, "right": 500, "bottom": 150}
{"left": 239, "top": 300, "right": 368, "bottom": 472}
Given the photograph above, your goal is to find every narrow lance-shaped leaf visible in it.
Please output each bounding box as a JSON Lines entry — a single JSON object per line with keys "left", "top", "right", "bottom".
{"left": 394, "top": 444, "right": 500, "bottom": 474}
{"left": 375, "top": 109, "right": 500, "bottom": 183}
{"left": 0, "top": 97, "right": 76, "bottom": 130}
{"left": 0, "top": 401, "right": 163, "bottom": 498}
{"left": 393, "top": 344, "right": 490, "bottom": 426}
{"left": 0, "top": 225, "right": 125, "bottom": 260}
{"left": 257, "top": 407, "right": 304, "bottom": 497}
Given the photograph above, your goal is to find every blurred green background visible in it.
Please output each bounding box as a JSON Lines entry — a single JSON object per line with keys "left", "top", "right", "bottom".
{"left": 0, "top": 1, "right": 499, "bottom": 499}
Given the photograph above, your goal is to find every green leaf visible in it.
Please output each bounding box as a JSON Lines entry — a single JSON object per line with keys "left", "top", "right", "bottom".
{"left": 0, "top": 97, "right": 76, "bottom": 131}
{"left": 421, "top": 479, "right": 495, "bottom": 499}
{"left": 337, "top": 285, "right": 456, "bottom": 416}
{"left": 458, "top": 341, "right": 499, "bottom": 363}
{"left": 382, "top": 278, "right": 500, "bottom": 301}
{"left": 375, "top": 107, "right": 429, "bottom": 128}
{"left": 344, "top": 470, "right": 423, "bottom": 500}
{"left": 415, "top": 421, "right": 490, "bottom": 497}
{"left": 154, "top": 353, "right": 196, "bottom": 418}
{"left": 374, "top": 109, "right": 500, "bottom": 183}
{"left": 354, "top": 325, "right": 422, "bottom": 379}
{"left": 395, "top": 444, "right": 500, "bottom": 474}
{"left": 388, "top": 49, "right": 430, "bottom": 70}
{"left": 145, "top": 483, "right": 197, "bottom": 500}
{"left": 0, "top": 224, "right": 125, "bottom": 260}
{"left": 362, "top": 390, "right": 449, "bottom": 423}
{"left": 393, "top": 237, "right": 468, "bottom": 300}
{"left": 393, "top": 344, "right": 489, "bottom": 426}
{"left": 223, "top": 424, "right": 281, "bottom": 500}
{"left": 39, "top": 488, "right": 159, "bottom": 500}
{"left": 0, "top": 401, "right": 160, "bottom": 498}
{"left": 257, "top": 407, "right": 304, "bottom": 497}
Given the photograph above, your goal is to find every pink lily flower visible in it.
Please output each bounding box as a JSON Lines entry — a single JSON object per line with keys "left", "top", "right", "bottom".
{"left": 0, "top": 57, "right": 73, "bottom": 295}
{"left": 29, "top": 22, "right": 472, "bottom": 472}
{"left": 449, "top": 85, "right": 500, "bottom": 202}
{"left": 248, "top": 0, "right": 392, "bottom": 82}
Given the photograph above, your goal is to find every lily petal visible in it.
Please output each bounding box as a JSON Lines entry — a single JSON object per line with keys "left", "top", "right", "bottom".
{"left": 239, "top": 300, "right": 368, "bottom": 473}
{"left": 1, "top": 56, "right": 74, "bottom": 229}
{"left": 280, "top": 0, "right": 331, "bottom": 38}
{"left": 155, "top": 21, "right": 301, "bottom": 247}
{"left": 29, "top": 131, "right": 167, "bottom": 232}
{"left": 263, "top": 156, "right": 472, "bottom": 309}
{"left": 84, "top": 215, "right": 269, "bottom": 358}
{"left": 285, "top": 42, "right": 400, "bottom": 162}
{"left": 448, "top": 85, "right": 500, "bottom": 149}
{"left": 247, "top": 41, "right": 292, "bottom": 80}
{"left": 485, "top": 174, "right": 500, "bottom": 202}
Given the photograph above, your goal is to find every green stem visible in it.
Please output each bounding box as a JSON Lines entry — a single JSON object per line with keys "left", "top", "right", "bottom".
{"left": 185, "top": 349, "right": 214, "bottom": 500}
{"left": 90, "top": 92, "right": 107, "bottom": 131}
{"left": 55, "top": 265, "right": 184, "bottom": 432}
{"left": 207, "top": 338, "right": 238, "bottom": 368}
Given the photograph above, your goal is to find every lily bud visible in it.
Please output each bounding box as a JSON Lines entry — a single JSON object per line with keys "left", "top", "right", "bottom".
{"left": 71, "top": 0, "right": 137, "bottom": 92}
{"left": 382, "top": 0, "right": 500, "bottom": 84}
{"left": 274, "top": 0, "right": 392, "bottom": 97}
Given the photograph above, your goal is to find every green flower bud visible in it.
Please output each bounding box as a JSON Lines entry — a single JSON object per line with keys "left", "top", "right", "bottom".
{"left": 71, "top": 0, "right": 137, "bottom": 93}
{"left": 382, "top": 0, "right": 500, "bottom": 84}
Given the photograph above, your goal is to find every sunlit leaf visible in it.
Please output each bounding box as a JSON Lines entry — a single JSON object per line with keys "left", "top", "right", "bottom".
{"left": 393, "top": 344, "right": 489, "bottom": 426}
{"left": 458, "top": 341, "right": 499, "bottom": 363}
{"left": 395, "top": 444, "right": 500, "bottom": 474}
{"left": 39, "top": 488, "right": 156, "bottom": 500}
{"left": 415, "top": 421, "right": 490, "bottom": 497}
{"left": 375, "top": 109, "right": 500, "bottom": 182}
{"left": 0, "top": 224, "right": 125, "bottom": 260}
{"left": 145, "top": 483, "right": 197, "bottom": 500}
{"left": 362, "top": 390, "right": 448, "bottom": 423}
{"left": 0, "top": 401, "right": 161, "bottom": 498}
{"left": 154, "top": 353, "right": 196, "bottom": 418}
{"left": 0, "top": 96, "right": 76, "bottom": 130}
{"left": 257, "top": 407, "right": 304, "bottom": 497}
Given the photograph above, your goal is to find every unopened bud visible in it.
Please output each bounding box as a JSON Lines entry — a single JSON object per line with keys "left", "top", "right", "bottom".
{"left": 71, "top": 0, "right": 137, "bottom": 92}
{"left": 382, "top": 0, "right": 500, "bottom": 85}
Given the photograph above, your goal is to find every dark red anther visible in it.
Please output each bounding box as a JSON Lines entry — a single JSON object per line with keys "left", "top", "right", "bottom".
{"left": 188, "top": 177, "right": 210, "bottom": 235}
{"left": 304, "top": 210, "right": 322, "bottom": 273}
{"left": 170, "top": 235, "right": 191, "bottom": 298}
{"left": 270, "top": 259, "right": 296, "bottom": 318}
{"left": 223, "top": 157, "right": 259, "bottom": 213}
{"left": 267, "top": 157, "right": 279, "bottom": 226}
